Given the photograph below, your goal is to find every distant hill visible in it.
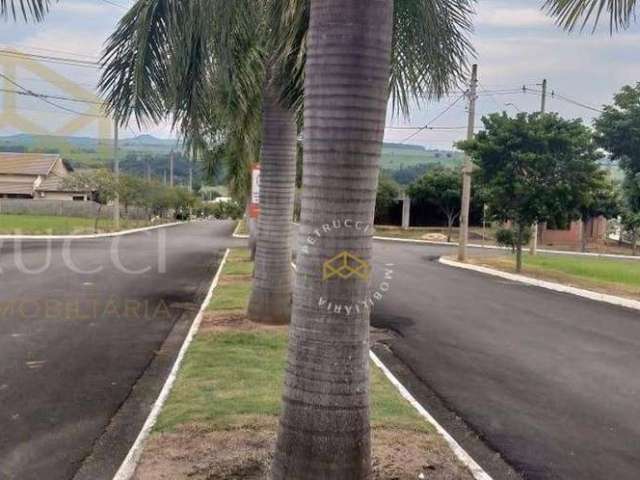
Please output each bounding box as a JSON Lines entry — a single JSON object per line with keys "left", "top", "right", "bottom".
{"left": 0, "top": 133, "right": 466, "bottom": 186}
{"left": 0, "top": 133, "right": 210, "bottom": 185}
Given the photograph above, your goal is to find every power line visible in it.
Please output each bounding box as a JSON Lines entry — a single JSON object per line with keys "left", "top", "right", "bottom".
{"left": 0, "top": 72, "right": 104, "bottom": 118}
{"left": 100, "top": 0, "right": 128, "bottom": 10}
{"left": 400, "top": 93, "right": 467, "bottom": 144}
{"left": 0, "top": 49, "right": 100, "bottom": 69}
{"left": 0, "top": 88, "right": 103, "bottom": 105}
{"left": 0, "top": 43, "right": 99, "bottom": 61}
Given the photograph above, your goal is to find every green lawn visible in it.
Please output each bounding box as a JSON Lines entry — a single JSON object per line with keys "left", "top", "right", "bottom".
{"left": 470, "top": 253, "right": 640, "bottom": 299}
{"left": 0, "top": 214, "right": 152, "bottom": 235}
{"left": 157, "top": 247, "right": 430, "bottom": 434}
{"left": 525, "top": 254, "right": 640, "bottom": 289}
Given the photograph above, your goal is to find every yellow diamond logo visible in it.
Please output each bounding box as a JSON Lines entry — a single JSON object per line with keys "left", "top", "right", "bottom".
{"left": 323, "top": 251, "right": 371, "bottom": 281}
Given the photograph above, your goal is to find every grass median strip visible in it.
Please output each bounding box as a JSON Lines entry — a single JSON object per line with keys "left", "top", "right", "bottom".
{"left": 132, "top": 248, "right": 474, "bottom": 479}
{"left": 468, "top": 253, "right": 640, "bottom": 300}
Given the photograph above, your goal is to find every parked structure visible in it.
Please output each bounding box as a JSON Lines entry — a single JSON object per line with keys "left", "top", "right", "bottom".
{"left": 0, "top": 152, "right": 90, "bottom": 201}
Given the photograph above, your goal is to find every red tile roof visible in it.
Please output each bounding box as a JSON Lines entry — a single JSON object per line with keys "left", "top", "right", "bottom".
{"left": 0, "top": 152, "right": 60, "bottom": 176}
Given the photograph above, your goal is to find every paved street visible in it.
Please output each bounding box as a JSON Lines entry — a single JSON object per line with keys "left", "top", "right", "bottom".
{"left": 372, "top": 240, "right": 640, "bottom": 480}
{"left": 0, "top": 221, "right": 239, "bottom": 480}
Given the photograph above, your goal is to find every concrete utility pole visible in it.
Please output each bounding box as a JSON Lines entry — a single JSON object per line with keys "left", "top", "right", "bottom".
{"left": 530, "top": 79, "right": 547, "bottom": 256}
{"left": 458, "top": 64, "right": 478, "bottom": 262}
{"left": 113, "top": 118, "right": 120, "bottom": 229}
{"left": 145, "top": 157, "right": 151, "bottom": 182}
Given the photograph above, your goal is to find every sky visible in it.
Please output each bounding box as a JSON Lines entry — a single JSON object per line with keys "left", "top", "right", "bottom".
{"left": 0, "top": 0, "right": 638, "bottom": 150}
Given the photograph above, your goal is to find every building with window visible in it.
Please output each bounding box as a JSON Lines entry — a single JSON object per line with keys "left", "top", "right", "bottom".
{"left": 0, "top": 152, "right": 90, "bottom": 201}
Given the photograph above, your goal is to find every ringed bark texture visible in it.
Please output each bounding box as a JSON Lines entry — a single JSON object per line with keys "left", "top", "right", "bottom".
{"left": 247, "top": 82, "right": 298, "bottom": 325}
{"left": 272, "top": 1, "right": 394, "bottom": 478}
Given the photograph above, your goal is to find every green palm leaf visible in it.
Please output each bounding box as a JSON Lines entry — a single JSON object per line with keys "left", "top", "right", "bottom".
{"left": 543, "top": 0, "right": 638, "bottom": 32}
{"left": 0, "top": 0, "right": 52, "bottom": 21}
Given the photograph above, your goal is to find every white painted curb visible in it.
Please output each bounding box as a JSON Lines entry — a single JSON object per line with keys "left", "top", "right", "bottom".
{"left": 112, "top": 248, "right": 231, "bottom": 480}
{"left": 439, "top": 257, "right": 640, "bottom": 312}
{"left": 290, "top": 262, "right": 492, "bottom": 479}
{"left": 232, "top": 220, "right": 249, "bottom": 239}
{"left": 373, "top": 235, "right": 640, "bottom": 261}
{"left": 370, "top": 351, "right": 493, "bottom": 480}
{"left": 0, "top": 221, "right": 185, "bottom": 240}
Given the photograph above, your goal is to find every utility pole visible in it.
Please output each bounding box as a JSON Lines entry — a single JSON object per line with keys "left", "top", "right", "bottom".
{"left": 458, "top": 64, "right": 478, "bottom": 262}
{"left": 145, "top": 157, "right": 151, "bottom": 182}
{"left": 113, "top": 117, "right": 120, "bottom": 229}
{"left": 530, "top": 79, "right": 547, "bottom": 256}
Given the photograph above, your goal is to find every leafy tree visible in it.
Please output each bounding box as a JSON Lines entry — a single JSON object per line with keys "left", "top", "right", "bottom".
{"left": 458, "top": 112, "right": 604, "bottom": 271}
{"left": 374, "top": 174, "right": 400, "bottom": 225}
{"left": 621, "top": 173, "right": 640, "bottom": 254}
{"left": 595, "top": 83, "right": 640, "bottom": 175}
{"left": 408, "top": 166, "right": 462, "bottom": 242}
{"left": 576, "top": 174, "right": 621, "bottom": 251}
{"left": 63, "top": 170, "right": 117, "bottom": 233}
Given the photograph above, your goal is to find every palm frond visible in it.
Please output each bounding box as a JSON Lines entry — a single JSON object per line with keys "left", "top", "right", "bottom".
{"left": 99, "top": 0, "right": 178, "bottom": 125}
{"left": 390, "top": 0, "right": 476, "bottom": 117}
{"left": 0, "top": 0, "right": 51, "bottom": 21}
{"left": 270, "top": 0, "right": 476, "bottom": 119}
{"left": 543, "top": 0, "right": 638, "bottom": 32}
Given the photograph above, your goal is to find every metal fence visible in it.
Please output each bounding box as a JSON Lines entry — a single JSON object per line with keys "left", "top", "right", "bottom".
{"left": 0, "top": 199, "right": 147, "bottom": 220}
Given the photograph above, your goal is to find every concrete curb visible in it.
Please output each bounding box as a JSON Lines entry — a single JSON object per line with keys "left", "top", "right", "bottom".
{"left": 232, "top": 220, "right": 249, "bottom": 239}
{"left": 439, "top": 257, "right": 640, "bottom": 312}
{"left": 0, "top": 221, "right": 185, "bottom": 240}
{"left": 373, "top": 235, "right": 640, "bottom": 260}
{"left": 370, "top": 351, "right": 493, "bottom": 480}
{"left": 112, "top": 248, "right": 231, "bottom": 480}
{"left": 290, "top": 262, "right": 492, "bottom": 479}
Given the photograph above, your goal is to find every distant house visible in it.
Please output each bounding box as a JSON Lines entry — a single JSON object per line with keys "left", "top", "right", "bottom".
{"left": 538, "top": 217, "right": 609, "bottom": 247}
{"left": 0, "top": 152, "right": 90, "bottom": 201}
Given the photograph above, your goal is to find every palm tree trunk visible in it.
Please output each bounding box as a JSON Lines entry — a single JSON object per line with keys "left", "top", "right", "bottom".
{"left": 247, "top": 80, "right": 297, "bottom": 325}
{"left": 272, "top": 1, "right": 394, "bottom": 478}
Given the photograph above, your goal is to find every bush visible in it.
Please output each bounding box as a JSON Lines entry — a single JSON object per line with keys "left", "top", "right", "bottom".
{"left": 199, "top": 200, "right": 244, "bottom": 220}
{"left": 496, "top": 226, "right": 531, "bottom": 252}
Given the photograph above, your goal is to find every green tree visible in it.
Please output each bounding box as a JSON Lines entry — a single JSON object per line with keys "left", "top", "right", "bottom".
{"left": 621, "top": 173, "right": 640, "bottom": 254}
{"left": 576, "top": 174, "right": 620, "bottom": 251}
{"left": 272, "top": 1, "right": 474, "bottom": 478}
{"left": 100, "top": 1, "right": 299, "bottom": 324}
{"left": 374, "top": 174, "right": 400, "bottom": 225}
{"left": 595, "top": 83, "right": 640, "bottom": 175}
{"left": 458, "top": 112, "right": 603, "bottom": 271}
{"left": 63, "top": 170, "right": 117, "bottom": 233}
{"left": 408, "top": 166, "right": 462, "bottom": 242}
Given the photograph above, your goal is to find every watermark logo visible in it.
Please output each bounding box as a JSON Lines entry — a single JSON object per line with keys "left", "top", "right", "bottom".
{"left": 305, "top": 218, "right": 395, "bottom": 316}
{"left": 322, "top": 251, "right": 371, "bottom": 281}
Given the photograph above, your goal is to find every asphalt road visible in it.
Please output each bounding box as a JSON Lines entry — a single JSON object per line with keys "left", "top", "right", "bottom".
{"left": 371, "top": 240, "right": 640, "bottom": 480}
{"left": 0, "top": 221, "right": 240, "bottom": 480}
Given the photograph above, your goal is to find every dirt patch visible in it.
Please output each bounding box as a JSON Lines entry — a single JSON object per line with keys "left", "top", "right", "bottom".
{"left": 218, "top": 275, "right": 253, "bottom": 285}
{"left": 200, "top": 312, "right": 288, "bottom": 333}
{"left": 134, "top": 426, "right": 473, "bottom": 480}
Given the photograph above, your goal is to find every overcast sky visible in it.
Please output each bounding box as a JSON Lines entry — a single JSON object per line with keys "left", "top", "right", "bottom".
{"left": 0, "top": 0, "right": 638, "bottom": 149}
